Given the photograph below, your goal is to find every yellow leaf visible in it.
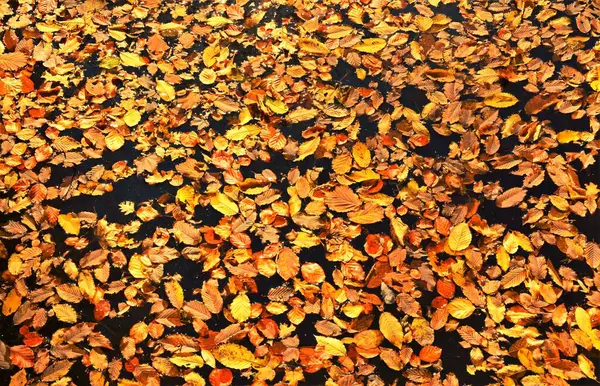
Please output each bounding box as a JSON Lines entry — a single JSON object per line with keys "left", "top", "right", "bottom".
{"left": 352, "top": 142, "right": 371, "bottom": 168}
{"left": 56, "top": 284, "right": 83, "bottom": 303}
{"left": 287, "top": 108, "right": 318, "bottom": 123}
{"left": 578, "top": 354, "right": 596, "bottom": 379}
{"left": 58, "top": 213, "right": 80, "bottom": 235}
{"left": 315, "top": 335, "right": 347, "bottom": 356}
{"left": 156, "top": 80, "right": 175, "bottom": 101}
{"left": 295, "top": 137, "right": 320, "bottom": 161}
{"left": 299, "top": 38, "right": 329, "bottom": 55}
{"left": 353, "top": 38, "right": 387, "bottom": 53}
{"left": 99, "top": 56, "right": 120, "bottom": 69}
{"left": 206, "top": 16, "right": 233, "bottom": 27}
{"left": 213, "top": 343, "right": 255, "bottom": 369}
{"left": 225, "top": 124, "right": 261, "bottom": 141}
{"left": 575, "top": 307, "right": 593, "bottom": 335}
{"left": 119, "top": 201, "right": 135, "bottom": 215}
{"left": 448, "top": 298, "right": 475, "bottom": 319}
{"left": 106, "top": 130, "right": 124, "bottom": 151}
{"left": 230, "top": 293, "right": 251, "bottom": 323}
{"left": 348, "top": 203, "right": 384, "bottom": 224}
{"left": 557, "top": 130, "right": 583, "bottom": 144}
{"left": 165, "top": 281, "right": 184, "bottom": 309}
{"left": 265, "top": 97, "right": 288, "bottom": 114}
{"left": 414, "top": 16, "right": 433, "bottom": 31}
{"left": 170, "top": 354, "right": 205, "bottom": 369}
{"left": 497, "top": 246, "right": 510, "bottom": 271}
{"left": 448, "top": 222, "right": 471, "bottom": 251}
{"left": 210, "top": 193, "right": 239, "bottom": 216}
{"left": 484, "top": 92, "right": 518, "bottom": 108}
{"left": 53, "top": 304, "right": 78, "bottom": 323}
{"left": 176, "top": 185, "right": 197, "bottom": 211}
{"left": 199, "top": 68, "right": 216, "bottom": 85}
{"left": 2, "top": 289, "right": 21, "bottom": 316}
{"left": 379, "top": 312, "right": 404, "bottom": 348}
{"left": 123, "top": 109, "right": 141, "bottom": 127}
{"left": 119, "top": 52, "right": 145, "bottom": 67}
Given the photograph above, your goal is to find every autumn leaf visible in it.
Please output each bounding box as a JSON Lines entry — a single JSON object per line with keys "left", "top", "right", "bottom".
{"left": 379, "top": 312, "right": 404, "bottom": 348}
{"left": 156, "top": 80, "right": 175, "bottom": 101}
{"left": 353, "top": 38, "right": 387, "bottom": 53}
{"left": 348, "top": 203, "right": 384, "bottom": 224}
{"left": 230, "top": 293, "right": 251, "bottom": 323}
{"left": 265, "top": 97, "right": 288, "bottom": 114}
{"left": 9, "top": 346, "right": 34, "bottom": 368}
{"left": 324, "top": 185, "right": 362, "bottom": 213}
{"left": 210, "top": 192, "right": 239, "bottom": 216}
{"left": 315, "top": 335, "right": 347, "bottom": 356}
{"left": 419, "top": 345, "right": 442, "bottom": 362}
{"left": 119, "top": 52, "right": 146, "bottom": 67}
{"left": 58, "top": 213, "right": 81, "bottom": 235}
{"left": 277, "top": 248, "right": 300, "bottom": 281}
{"left": 352, "top": 142, "right": 371, "bottom": 168}
{"left": 448, "top": 298, "right": 475, "bottom": 319}
{"left": 299, "top": 38, "right": 329, "bottom": 55}
{"left": 165, "top": 280, "right": 184, "bottom": 309}
{"left": 0, "top": 52, "right": 28, "bottom": 71}
{"left": 496, "top": 187, "right": 526, "bottom": 208}
{"left": 448, "top": 222, "right": 471, "bottom": 251}
{"left": 53, "top": 304, "right": 78, "bottom": 323}
{"left": 2, "top": 289, "right": 21, "bottom": 316}
{"left": 213, "top": 344, "right": 255, "bottom": 369}
{"left": 123, "top": 109, "right": 142, "bottom": 127}
{"left": 484, "top": 92, "right": 518, "bottom": 108}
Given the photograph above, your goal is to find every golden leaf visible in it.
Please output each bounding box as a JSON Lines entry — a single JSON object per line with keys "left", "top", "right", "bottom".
{"left": 123, "top": 110, "right": 141, "bottom": 127}
{"left": 265, "top": 98, "right": 288, "bottom": 114}
{"left": 225, "top": 124, "right": 261, "bottom": 141}
{"left": 105, "top": 130, "right": 125, "bottom": 151}
{"left": 156, "top": 80, "right": 175, "bottom": 101}
{"left": 58, "top": 213, "right": 80, "bottom": 235}
{"left": 448, "top": 222, "right": 471, "bottom": 251}
{"left": 484, "top": 92, "right": 518, "bottom": 108}
{"left": 352, "top": 142, "right": 371, "bottom": 168}
{"left": 577, "top": 354, "right": 596, "bottom": 379}
{"left": 199, "top": 68, "right": 216, "bottom": 85}
{"left": 353, "top": 38, "right": 387, "bottom": 53}
{"left": 575, "top": 307, "right": 592, "bottom": 335}
{"left": 213, "top": 344, "right": 255, "bottom": 370}
{"left": 348, "top": 203, "right": 384, "bottom": 224}
{"left": 448, "top": 298, "right": 475, "bottom": 319}
{"left": 295, "top": 137, "right": 320, "bottom": 161}
{"left": 299, "top": 38, "right": 329, "bottom": 55}
{"left": 170, "top": 354, "right": 204, "bottom": 369}
{"left": 165, "top": 281, "right": 184, "bottom": 309}
{"left": 2, "top": 289, "right": 21, "bottom": 316}
{"left": 379, "top": 312, "right": 404, "bottom": 348}
{"left": 315, "top": 335, "right": 347, "bottom": 356}
{"left": 52, "top": 304, "right": 78, "bottom": 323}
{"left": 202, "top": 281, "right": 223, "bottom": 314}
{"left": 119, "top": 52, "right": 145, "bottom": 67}
{"left": 287, "top": 108, "right": 318, "bottom": 123}
{"left": 210, "top": 193, "right": 239, "bottom": 216}
{"left": 230, "top": 293, "right": 251, "bottom": 323}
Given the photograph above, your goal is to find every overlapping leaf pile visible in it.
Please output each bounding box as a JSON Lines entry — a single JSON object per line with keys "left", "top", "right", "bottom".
{"left": 0, "top": 0, "right": 599, "bottom": 385}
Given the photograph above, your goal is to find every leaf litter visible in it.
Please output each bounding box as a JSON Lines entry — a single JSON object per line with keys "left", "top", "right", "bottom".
{"left": 0, "top": 0, "right": 599, "bottom": 385}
